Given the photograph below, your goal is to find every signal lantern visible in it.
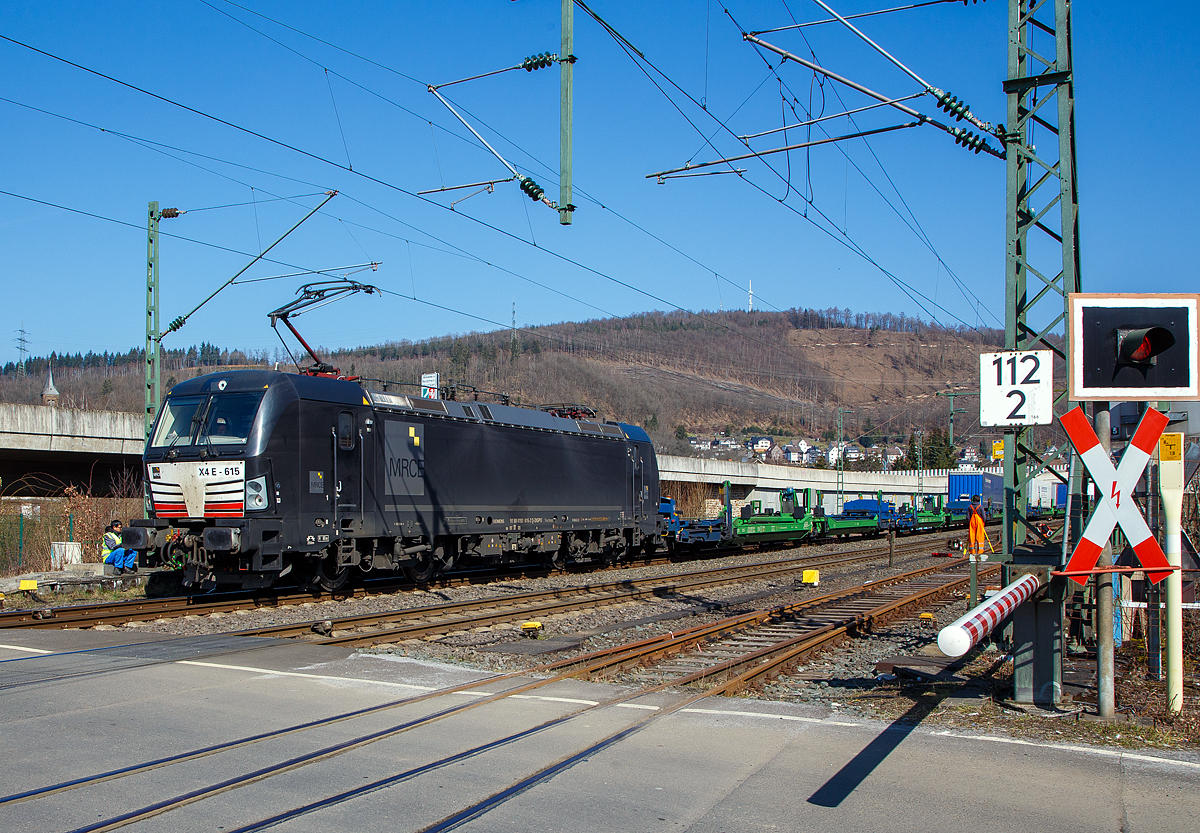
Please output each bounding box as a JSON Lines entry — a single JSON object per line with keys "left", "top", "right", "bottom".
{"left": 1116, "top": 327, "right": 1176, "bottom": 366}
{"left": 1068, "top": 293, "right": 1199, "bottom": 401}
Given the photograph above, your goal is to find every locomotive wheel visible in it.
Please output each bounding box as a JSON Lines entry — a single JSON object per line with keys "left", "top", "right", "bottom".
{"left": 404, "top": 552, "right": 440, "bottom": 583}
{"left": 545, "top": 549, "right": 568, "bottom": 570}
{"left": 316, "top": 557, "right": 351, "bottom": 592}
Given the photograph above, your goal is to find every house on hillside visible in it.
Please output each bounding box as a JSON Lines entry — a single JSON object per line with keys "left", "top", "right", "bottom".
{"left": 767, "top": 445, "right": 785, "bottom": 462}
{"left": 749, "top": 436, "right": 773, "bottom": 453}
{"left": 883, "top": 445, "right": 905, "bottom": 468}
{"left": 827, "top": 443, "right": 843, "bottom": 465}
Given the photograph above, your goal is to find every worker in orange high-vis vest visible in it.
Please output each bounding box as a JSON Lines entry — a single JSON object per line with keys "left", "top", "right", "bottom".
{"left": 967, "top": 495, "right": 988, "bottom": 558}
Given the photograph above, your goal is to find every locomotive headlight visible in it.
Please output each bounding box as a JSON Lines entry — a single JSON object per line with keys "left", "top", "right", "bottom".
{"left": 246, "top": 476, "right": 269, "bottom": 510}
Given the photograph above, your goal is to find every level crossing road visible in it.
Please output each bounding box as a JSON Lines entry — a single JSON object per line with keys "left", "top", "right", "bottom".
{"left": 0, "top": 631, "right": 1197, "bottom": 833}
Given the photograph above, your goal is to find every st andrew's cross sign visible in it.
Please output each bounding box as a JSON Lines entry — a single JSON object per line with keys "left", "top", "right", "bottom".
{"left": 1059, "top": 406, "right": 1173, "bottom": 586}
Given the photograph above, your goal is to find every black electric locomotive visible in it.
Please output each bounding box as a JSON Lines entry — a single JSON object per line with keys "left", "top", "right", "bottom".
{"left": 122, "top": 369, "right": 662, "bottom": 590}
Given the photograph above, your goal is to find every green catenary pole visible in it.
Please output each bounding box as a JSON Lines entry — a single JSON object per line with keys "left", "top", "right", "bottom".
{"left": 1002, "top": 0, "right": 1081, "bottom": 707}
{"left": 559, "top": 0, "right": 574, "bottom": 225}
{"left": 145, "top": 201, "right": 161, "bottom": 440}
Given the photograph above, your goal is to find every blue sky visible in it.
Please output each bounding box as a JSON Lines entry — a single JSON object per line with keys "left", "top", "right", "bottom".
{"left": 2, "top": 1, "right": 1196, "bottom": 365}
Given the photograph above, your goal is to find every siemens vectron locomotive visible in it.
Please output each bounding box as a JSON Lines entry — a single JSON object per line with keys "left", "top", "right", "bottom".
{"left": 121, "top": 370, "right": 661, "bottom": 590}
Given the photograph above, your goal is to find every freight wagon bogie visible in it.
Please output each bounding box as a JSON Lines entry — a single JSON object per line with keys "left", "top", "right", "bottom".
{"left": 124, "top": 370, "right": 661, "bottom": 591}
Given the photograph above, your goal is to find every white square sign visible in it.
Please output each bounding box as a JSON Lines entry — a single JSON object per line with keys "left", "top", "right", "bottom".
{"left": 979, "top": 351, "right": 1054, "bottom": 426}
{"left": 420, "top": 372, "right": 440, "bottom": 400}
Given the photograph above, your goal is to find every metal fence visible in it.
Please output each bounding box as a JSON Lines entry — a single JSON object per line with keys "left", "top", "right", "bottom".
{"left": 0, "top": 514, "right": 90, "bottom": 576}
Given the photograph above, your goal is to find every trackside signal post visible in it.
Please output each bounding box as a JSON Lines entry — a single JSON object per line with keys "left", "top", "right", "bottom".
{"left": 1066, "top": 293, "right": 1198, "bottom": 715}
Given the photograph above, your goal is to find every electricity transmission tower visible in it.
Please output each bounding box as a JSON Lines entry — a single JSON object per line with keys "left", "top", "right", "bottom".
{"left": 14, "top": 324, "right": 29, "bottom": 377}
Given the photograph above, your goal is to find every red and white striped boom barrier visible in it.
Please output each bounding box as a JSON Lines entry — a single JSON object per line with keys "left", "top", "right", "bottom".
{"left": 937, "top": 573, "right": 1042, "bottom": 657}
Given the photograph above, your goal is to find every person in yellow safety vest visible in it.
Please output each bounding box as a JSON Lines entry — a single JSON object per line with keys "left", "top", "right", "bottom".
{"left": 101, "top": 520, "right": 138, "bottom": 575}
{"left": 967, "top": 495, "right": 989, "bottom": 558}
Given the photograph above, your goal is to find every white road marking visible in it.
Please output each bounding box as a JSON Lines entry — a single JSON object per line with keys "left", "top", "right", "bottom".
{"left": 683, "top": 707, "right": 822, "bottom": 724}
{"left": 0, "top": 644, "right": 54, "bottom": 654}
{"left": 511, "top": 695, "right": 599, "bottom": 706}
{"left": 177, "top": 660, "right": 450, "bottom": 691}
{"left": 928, "top": 730, "right": 1200, "bottom": 772}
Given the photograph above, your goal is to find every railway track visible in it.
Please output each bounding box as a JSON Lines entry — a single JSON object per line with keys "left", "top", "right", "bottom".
{"left": 239, "top": 538, "right": 940, "bottom": 647}
{"left": 0, "top": 535, "right": 941, "bottom": 631}
{"left": 1, "top": 557, "right": 989, "bottom": 833}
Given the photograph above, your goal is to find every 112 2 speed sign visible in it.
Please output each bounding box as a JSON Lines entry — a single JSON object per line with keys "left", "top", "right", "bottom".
{"left": 979, "top": 350, "right": 1054, "bottom": 426}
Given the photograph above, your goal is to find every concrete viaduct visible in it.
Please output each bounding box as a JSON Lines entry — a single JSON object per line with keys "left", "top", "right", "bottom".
{"left": 0, "top": 404, "right": 143, "bottom": 496}
{"left": 1, "top": 402, "right": 986, "bottom": 510}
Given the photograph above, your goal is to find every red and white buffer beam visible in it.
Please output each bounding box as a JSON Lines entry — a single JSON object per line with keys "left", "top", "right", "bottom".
{"left": 938, "top": 573, "right": 1041, "bottom": 657}
{"left": 1059, "top": 407, "right": 1173, "bottom": 585}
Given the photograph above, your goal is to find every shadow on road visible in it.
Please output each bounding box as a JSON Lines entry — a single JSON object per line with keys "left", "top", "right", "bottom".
{"left": 807, "top": 651, "right": 1009, "bottom": 808}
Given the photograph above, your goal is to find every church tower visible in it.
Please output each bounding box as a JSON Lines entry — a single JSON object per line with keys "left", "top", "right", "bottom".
{"left": 41, "top": 365, "right": 60, "bottom": 407}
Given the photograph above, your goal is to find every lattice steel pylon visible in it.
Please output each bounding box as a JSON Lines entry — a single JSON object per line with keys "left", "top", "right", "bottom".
{"left": 1002, "top": 0, "right": 1081, "bottom": 558}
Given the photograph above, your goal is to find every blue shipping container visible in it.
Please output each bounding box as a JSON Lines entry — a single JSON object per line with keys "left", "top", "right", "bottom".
{"left": 947, "top": 472, "right": 1004, "bottom": 511}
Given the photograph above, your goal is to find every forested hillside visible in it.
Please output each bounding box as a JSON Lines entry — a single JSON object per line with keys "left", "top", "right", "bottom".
{"left": 1, "top": 308, "right": 1033, "bottom": 451}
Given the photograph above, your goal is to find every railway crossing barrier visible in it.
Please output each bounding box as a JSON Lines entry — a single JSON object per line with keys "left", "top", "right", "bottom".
{"left": 938, "top": 572, "right": 1042, "bottom": 658}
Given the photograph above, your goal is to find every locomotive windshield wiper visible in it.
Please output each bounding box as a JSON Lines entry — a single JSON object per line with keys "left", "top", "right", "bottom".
{"left": 190, "top": 397, "right": 217, "bottom": 461}
{"left": 165, "top": 406, "right": 203, "bottom": 460}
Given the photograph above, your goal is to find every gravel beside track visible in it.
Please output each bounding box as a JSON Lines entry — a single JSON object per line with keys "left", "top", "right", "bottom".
{"left": 68, "top": 529, "right": 1200, "bottom": 751}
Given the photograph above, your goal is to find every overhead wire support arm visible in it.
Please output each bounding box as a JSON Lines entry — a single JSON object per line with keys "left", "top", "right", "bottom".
{"left": 742, "top": 34, "right": 1004, "bottom": 159}
{"left": 161, "top": 190, "right": 337, "bottom": 338}
{"left": 427, "top": 86, "right": 555, "bottom": 208}
{"left": 429, "top": 53, "right": 559, "bottom": 91}
{"left": 738, "top": 94, "right": 925, "bottom": 142}
{"left": 648, "top": 122, "right": 920, "bottom": 180}
{"left": 654, "top": 168, "right": 747, "bottom": 184}
{"left": 749, "top": 0, "right": 971, "bottom": 35}
{"left": 234, "top": 262, "right": 381, "bottom": 286}
{"left": 417, "top": 177, "right": 517, "bottom": 196}
{"left": 808, "top": 0, "right": 999, "bottom": 137}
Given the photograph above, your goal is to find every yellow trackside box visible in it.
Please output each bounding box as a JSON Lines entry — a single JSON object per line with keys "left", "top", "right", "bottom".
{"left": 18, "top": 580, "right": 37, "bottom": 591}
{"left": 801, "top": 570, "right": 820, "bottom": 586}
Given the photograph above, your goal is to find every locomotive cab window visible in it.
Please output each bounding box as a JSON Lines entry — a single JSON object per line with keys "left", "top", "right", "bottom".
{"left": 151, "top": 395, "right": 205, "bottom": 448}
{"left": 338, "top": 411, "right": 356, "bottom": 450}
{"left": 202, "top": 393, "right": 262, "bottom": 445}
{"left": 151, "top": 391, "right": 264, "bottom": 448}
